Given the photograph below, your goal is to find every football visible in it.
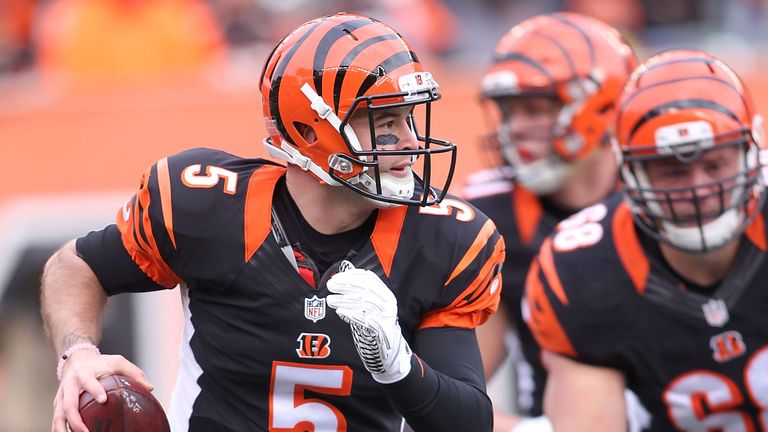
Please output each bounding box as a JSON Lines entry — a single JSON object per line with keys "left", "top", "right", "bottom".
{"left": 79, "top": 375, "right": 170, "bottom": 432}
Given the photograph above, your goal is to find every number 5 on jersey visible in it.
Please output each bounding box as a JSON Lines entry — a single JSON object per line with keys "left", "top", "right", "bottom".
{"left": 182, "top": 164, "right": 238, "bottom": 194}
{"left": 269, "top": 362, "right": 353, "bottom": 432}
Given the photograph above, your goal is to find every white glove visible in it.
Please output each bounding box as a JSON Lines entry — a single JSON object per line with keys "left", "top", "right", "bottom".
{"left": 326, "top": 267, "right": 412, "bottom": 384}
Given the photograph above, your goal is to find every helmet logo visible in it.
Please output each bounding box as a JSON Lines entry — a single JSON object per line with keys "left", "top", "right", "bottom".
{"left": 480, "top": 70, "right": 519, "bottom": 96}
{"left": 655, "top": 120, "right": 714, "bottom": 153}
{"left": 399, "top": 72, "right": 438, "bottom": 102}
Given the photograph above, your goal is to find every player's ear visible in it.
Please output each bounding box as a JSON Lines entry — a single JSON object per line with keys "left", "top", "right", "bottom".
{"left": 295, "top": 122, "right": 317, "bottom": 144}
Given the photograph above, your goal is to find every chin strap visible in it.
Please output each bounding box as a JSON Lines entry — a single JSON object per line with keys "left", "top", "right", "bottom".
{"left": 263, "top": 137, "right": 342, "bottom": 186}
{"left": 300, "top": 83, "right": 364, "bottom": 153}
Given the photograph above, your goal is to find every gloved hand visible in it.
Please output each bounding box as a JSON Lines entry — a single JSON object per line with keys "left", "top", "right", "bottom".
{"left": 326, "top": 267, "right": 412, "bottom": 384}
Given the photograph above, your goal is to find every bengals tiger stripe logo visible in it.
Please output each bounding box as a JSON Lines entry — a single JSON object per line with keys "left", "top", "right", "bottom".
{"left": 296, "top": 333, "right": 331, "bottom": 359}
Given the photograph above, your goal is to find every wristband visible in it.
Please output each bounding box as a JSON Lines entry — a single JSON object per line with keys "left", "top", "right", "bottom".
{"left": 56, "top": 342, "right": 100, "bottom": 380}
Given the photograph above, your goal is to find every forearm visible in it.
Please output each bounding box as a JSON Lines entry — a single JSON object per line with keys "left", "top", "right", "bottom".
{"left": 543, "top": 351, "right": 627, "bottom": 432}
{"left": 477, "top": 303, "right": 511, "bottom": 380}
{"left": 41, "top": 240, "right": 108, "bottom": 356}
{"left": 383, "top": 354, "right": 493, "bottom": 431}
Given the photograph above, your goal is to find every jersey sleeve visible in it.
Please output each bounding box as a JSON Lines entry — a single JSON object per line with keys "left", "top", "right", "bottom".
{"left": 88, "top": 147, "right": 273, "bottom": 293}
{"left": 76, "top": 224, "right": 167, "bottom": 295}
{"left": 115, "top": 157, "right": 182, "bottom": 289}
{"left": 418, "top": 203, "right": 506, "bottom": 331}
{"left": 524, "top": 203, "right": 635, "bottom": 368}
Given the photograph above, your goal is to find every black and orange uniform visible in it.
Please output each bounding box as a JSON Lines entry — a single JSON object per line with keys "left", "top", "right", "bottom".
{"left": 463, "top": 169, "right": 611, "bottom": 416}
{"left": 76, "top": 148, "right": 504, "bottom": 432}
{"left": 526, "top": 193, "right": 768, "bottom": 431}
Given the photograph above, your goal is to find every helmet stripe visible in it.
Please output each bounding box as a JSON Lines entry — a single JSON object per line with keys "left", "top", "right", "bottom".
{"left": 492, "top": 52, "right": 555, "bottom": 83}
{"left": 269, "top": 21, "right": 322, "bottom": 144}
{"left": 531, "top": 30, "right": 577, "bottom": 77}
{"left": 628, "top": 99, "right": 740, "bottom": 141}
{"left": 551, "top": 14, "right": 596, "bottom": 67}
{"left": 312, "top": 18, "right": 375, "bottom": 100}
{"left": 642, "top": 55, "right": 717, "bottom": 74}
{"left": 355, "top": 50, "right": 420, "bottom": 101}
{"left": 626, "top": 54, "right": 752, "bottom": 117}
{"left": 333, "top": 33, "right": 401, "bottom": 112}
{"left": 619, "top": 76, "right": 746, "bottom": 132}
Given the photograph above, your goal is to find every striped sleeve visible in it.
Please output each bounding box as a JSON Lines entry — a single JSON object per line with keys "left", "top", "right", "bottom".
{"left": 523, "top": 240, "right": 577, "bottom": 357}
{"left": 418, "top": 219, "right": 505, "bottom": 330}
{"left": 115, "top": 160, "right": 181, "bottom": 289}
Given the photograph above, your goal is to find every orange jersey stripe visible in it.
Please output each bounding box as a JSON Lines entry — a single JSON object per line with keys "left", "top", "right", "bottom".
{"left": 419, "top": 236, "right": 504, "bottom": 329}
{"left": 156, "top": 157, "right": 176, "bottom": 249}
{"left": 745, "top": 212, "right": 767, "bottom": 252}
{"left": 116, "top": 167, "right": 181, "bottom": 288}
{"left": 514, "top": 186, "right": 543, "bottom": 245}
{"left": 243, "top": 165, "right": 286, "bottom": 262}
{"left": 612, "top": 203, "right": 649, "bottom": 295}
{"left": 137, "top": 168, "right": 180, "bottom": 287}
{"left": 371, "top": 206, "right": 408, "bottom": 278}
{"left": 525, "top": 260, "right": 577, "bottom": 356}
{"left": 538, "top": 238, "right": 568, "bottom": 306}
{"left": 445, "top": 219, "right": 497, "bottom": 286}
{"left": 130, "top": 171, "right": 153, "bottom": 255}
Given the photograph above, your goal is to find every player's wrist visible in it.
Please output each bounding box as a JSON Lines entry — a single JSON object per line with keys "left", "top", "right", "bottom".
{"left": 509, "top": 416, "right": 553, "bottom": 432}
{"left": 56, "top": 342, "right": 100, "bottom": 380}
{"left": 370, "top": 334, "right": 412, "bottom": 384}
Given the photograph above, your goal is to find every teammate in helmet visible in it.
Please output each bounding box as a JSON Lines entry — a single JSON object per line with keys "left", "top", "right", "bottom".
{"left": 462, "top": 12, "right": 641, "bottom": 431}
{"left": 43, "top": 13, "right": 503, "bottom": 432}
{"left": 526, "top": 49, "right": 768, "bottom": 431}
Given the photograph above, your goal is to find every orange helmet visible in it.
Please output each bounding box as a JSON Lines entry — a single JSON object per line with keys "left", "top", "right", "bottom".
{"left": 260, "top": 12, "right": 456, "bottom": 207}
{"left": 480, "top": 12, "right": 637, "bottom": 194}
{"left": 615, "top": 49, "right": 765, "bottom": 251}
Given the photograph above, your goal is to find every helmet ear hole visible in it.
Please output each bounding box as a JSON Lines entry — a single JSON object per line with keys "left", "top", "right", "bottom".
{"left": 294, "top": 122, "right": 317, "bottom": 144}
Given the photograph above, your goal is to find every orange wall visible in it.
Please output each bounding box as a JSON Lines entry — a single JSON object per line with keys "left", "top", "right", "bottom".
{"left": 4, "top": 66, "right": 768, "bottom": 205}
{"left": 1, "top": 69, "right": 486, "bottom": 205}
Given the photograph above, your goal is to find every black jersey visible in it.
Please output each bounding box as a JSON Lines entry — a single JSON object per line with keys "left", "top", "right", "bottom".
{"left": 464, "top": 168, "right": 599, "bottom": 415}
{"left": 526, "top": 192, "right": 768, "bottom": 431}
{"left": 77, "top": 148, "right": 504, "bottom": 432}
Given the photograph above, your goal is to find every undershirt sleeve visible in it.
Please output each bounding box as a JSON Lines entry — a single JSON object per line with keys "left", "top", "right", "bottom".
{"left": 382, "top": 327, "right": 492, "bottom": 432}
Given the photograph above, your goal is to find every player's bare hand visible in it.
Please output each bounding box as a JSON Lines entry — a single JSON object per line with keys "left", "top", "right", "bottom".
{"left": 52, "top": 351, "right": 153, "bottom": 432}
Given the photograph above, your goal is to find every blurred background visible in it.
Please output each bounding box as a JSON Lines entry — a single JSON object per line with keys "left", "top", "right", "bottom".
{"left": 2, "top": 0, "right": 768, "bottom": 429}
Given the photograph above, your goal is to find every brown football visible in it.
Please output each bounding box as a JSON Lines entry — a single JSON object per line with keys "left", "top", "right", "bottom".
{"left": 79, "top": 374, "right": 170, "bottom": 432}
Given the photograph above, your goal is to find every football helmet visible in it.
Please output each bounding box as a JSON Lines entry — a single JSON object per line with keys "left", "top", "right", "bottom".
{"left": 260, "top": 12, "right": 456, "bottom": 207}
{"left": 480, "top": 12, "right": 637, "bottom": 195}
{"left": 615, "top": 49, "right": 765, "bottom": 252}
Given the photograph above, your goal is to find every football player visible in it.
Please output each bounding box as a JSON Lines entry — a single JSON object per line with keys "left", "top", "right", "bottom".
{"left": 42, "top": 13, "right": 504, "bottom": 432}
{"left": 526, "top": 49, "right": 768, "bottom": 431}
{"left": 462, "top": 13, "right": 640, "bottom": 431}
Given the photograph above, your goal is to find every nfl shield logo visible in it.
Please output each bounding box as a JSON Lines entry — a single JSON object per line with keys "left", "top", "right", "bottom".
{"left": 702, "top": 298, "right": 729, "bottom": 327}
{"left": 304, "top": 295, "right": 326, "bottom": 323}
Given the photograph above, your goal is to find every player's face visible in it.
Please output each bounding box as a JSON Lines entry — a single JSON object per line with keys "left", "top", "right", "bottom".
{"left": 349, "top": 105, "right": 418, "bottom": 179}
{"left": 643, "top": 144, "right": 742, "bottom": 225}
{"left": 497, "top": 95, "right": 562, "bottom": 162}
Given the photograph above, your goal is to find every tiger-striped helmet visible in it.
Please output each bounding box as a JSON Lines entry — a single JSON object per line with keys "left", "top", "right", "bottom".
{"left": 616, "top": 49, "right": 765, "bottom": 252}
{"left": 480, "top": 12, "right": 637, "bottom": 195}
{"left": 260, "top": 12, "right": 456, "bottom": 207}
